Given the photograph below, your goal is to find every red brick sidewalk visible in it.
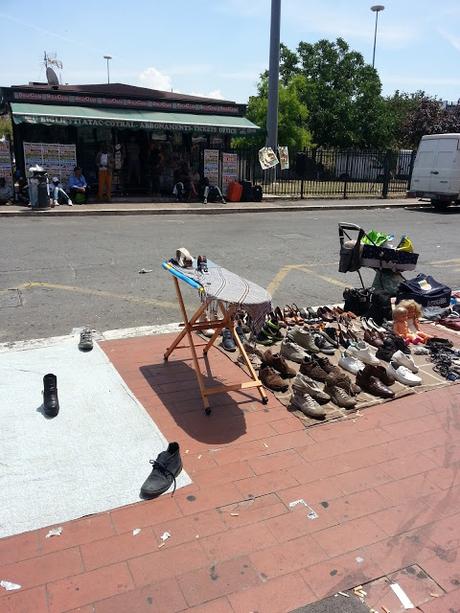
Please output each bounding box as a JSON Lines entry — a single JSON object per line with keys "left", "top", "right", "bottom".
{"left": 1, "top": 333, "right": 459, "bottom": 612}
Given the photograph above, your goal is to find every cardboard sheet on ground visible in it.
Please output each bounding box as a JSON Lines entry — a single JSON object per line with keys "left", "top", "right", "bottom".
{"left": 0, "top": 338, "right": 190, "bottom": 538}
{"left": 219, "top": 321, "right": 457, "bottom": 428}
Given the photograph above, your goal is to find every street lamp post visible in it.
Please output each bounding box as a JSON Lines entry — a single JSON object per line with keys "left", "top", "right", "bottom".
{"left": 103, "top": 55, "right": 112, "bottom": 84}
{"left": 266, "top": 0, "right": 281, "bottom": 151}
{"left": 371, "top": 5, "right": 385, "bottom": 68}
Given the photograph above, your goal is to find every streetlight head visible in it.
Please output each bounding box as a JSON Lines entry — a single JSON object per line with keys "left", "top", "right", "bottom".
{"left": 371, "top": 5, "right": 385, "bottom": 11}
{"left": 103, "top": 55, "right": 112, "bottom": 60}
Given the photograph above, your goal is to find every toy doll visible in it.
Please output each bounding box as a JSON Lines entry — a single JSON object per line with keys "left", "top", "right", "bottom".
{"left": 392, "top": 305, "right": 412, "bottom": 343}
{"left": 399, "top": 299, "right": 433, "bottom": 344}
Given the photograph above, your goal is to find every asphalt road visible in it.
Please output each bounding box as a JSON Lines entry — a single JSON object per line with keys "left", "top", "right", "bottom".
{"left": 1, "top": 206, "right": 459, "bottom": 343}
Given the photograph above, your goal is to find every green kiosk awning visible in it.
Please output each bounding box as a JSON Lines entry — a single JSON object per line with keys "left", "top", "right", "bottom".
{"left": 11, "top": 102, "right": 259, "bottom": 135}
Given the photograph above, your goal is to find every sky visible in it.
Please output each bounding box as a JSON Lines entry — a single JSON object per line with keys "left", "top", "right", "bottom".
{"left": 1, "top": 0, "right": 460, "bottom": 104}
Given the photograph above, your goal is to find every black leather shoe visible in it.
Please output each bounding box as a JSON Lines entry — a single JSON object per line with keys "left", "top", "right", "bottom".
{"left": 43, "top": 373, "right": 59, "bottom": 417}
{"left": 222, "top": 328, "right": 236, "bottom": 352}
{"left": 141, "top": 442, "right": 183, "bottom": 498}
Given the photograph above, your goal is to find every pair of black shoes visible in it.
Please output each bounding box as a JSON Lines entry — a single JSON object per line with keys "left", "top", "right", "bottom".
{"left": 141, "top": 442, "right": 183, "bottom": 498}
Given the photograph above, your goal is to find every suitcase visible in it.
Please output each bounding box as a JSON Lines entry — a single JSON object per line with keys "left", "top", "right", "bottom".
{"left": 240, "top": 180, "right": 253, "bottom": 202}
{"left": 226, "top": 181, "right": 243, "bottom": 202}
{"left": 252, "top": 184, "right": 263, "bottom": 202}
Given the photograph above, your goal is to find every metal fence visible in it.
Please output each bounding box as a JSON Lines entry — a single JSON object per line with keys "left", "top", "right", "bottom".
{"left": 231, "top": 148, "right": 416, "bottom": 199}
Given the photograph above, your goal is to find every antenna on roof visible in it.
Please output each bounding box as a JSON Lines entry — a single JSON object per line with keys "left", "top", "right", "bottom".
{"left": 44, "top": 51, "right": 63, "bottom": 85}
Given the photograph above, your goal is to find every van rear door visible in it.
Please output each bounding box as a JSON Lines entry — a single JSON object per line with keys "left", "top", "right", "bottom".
{"left": 431, "top": 137, "right": 460, "bottom": 195}
{"left": 411, "top": 138, "right": 437, "bottom": 193}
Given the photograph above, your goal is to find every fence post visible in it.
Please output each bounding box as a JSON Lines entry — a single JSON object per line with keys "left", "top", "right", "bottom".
{"left": 407, "top": 149, "right": 416, "bottom": 191}
{"left": 343, "top": 151, "right": 350, "bottom": 199}
{"left": 382, "top": 150, "right": 391, "bottom": 199}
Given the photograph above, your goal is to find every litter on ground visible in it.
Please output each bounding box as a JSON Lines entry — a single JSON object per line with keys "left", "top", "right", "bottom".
{"left": 45, "top": 527, "right": 63, "bottom": 538}
{"left": 0, "top": 580, "right": 21, "bottom": 591}
{"left": 132, "top": 528, "right": 141, "bottom": 536}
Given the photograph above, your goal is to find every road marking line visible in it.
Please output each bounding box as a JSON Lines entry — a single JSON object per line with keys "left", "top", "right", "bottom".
{"left": 267, "top": 262, "right": 348, "bottom": 296}
{"left": 429, "top": 258, "right": 460, "bottom": 266}
{"left": 266, "top": 264, "right": 299, "bottom": 296}
{"left": 296, "top": 266, "right": 349, "bottom": 288}
{"left": 17, "top": 282, "right": 178, "bottom": 310}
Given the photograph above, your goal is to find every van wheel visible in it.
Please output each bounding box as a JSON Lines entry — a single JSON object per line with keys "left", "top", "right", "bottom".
{"left": 431, "top": 199, "right": 449, "bottom": 210}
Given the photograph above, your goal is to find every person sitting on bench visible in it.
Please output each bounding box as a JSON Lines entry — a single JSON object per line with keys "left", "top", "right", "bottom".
{"left": 198, "top": 174, "right": 226, "bottom": 205}
{"left": 68, "top": 166, "right": 88, "bottom": 204}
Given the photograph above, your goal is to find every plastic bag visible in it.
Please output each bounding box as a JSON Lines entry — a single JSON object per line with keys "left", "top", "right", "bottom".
{"left": 361, "top": 230, "right": 393, "bottom": 247}
{"left": 396, "top": 235, "right": 414, "bottom": 253}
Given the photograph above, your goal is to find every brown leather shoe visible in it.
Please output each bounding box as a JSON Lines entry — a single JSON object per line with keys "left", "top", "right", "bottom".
{"left": 364, "top": 329, "right": 384, "bottom": 348}
{"left": 356, "top": 369, "right": 395, "bottom": 399}
{"left": 300, "top": 357, "right": 328, "bottom": 382}
{"left": 324, "top": 379, "right": 357, "bottom": 409}
{"left": 263, "top": 350, "right": 296, "bottom": 378}
{"left": 361, "top": 364, "right": 395, "bottom": 387}
{"left": 259, "top": 365, "right": 289, "bottom": 392}
{"left": 329, "top": 371, "right": 361, "bottom": 396}
{"left": 312, "top": 355, "right": 339, "bottom": 374}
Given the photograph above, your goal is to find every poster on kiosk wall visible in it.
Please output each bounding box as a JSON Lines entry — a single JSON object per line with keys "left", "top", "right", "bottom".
{"left": 203, "top": 149, "right": 220, "bottom": 186}
{"left": 221, "top": 152, "right": 239, "bottom": 192}
{"left": 0, "top": 141, "right": 13, "bottom": 186}
{"left": 23, "top": 142, "right": 77, "bottom": 185}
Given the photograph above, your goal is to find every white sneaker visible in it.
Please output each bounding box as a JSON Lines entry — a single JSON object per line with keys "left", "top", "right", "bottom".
{"left": 280, "top": 339, "right": 307, "bottom": 363}
{"left": 387, "top": 361, "right": 421, "bottom": 386}
{"left": 68, "top": 199, "right": 73, "bottom": 206}
{"left": 338, "top": 351, "right": 365, "bottom": 374}
{"left": 347, "top": 341, "right": 380, "bottom": 365}
{"left": 392, "top": 350, "right": 418, "bottom": 374}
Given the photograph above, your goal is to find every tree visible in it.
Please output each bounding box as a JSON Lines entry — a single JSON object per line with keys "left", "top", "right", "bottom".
{"left": 283, "top": 38, "right": 390, "bottom": 148}
{"left": 0, "top": 115, "right": 13, "bottom": 141}
{"left": 233, "top": 74, "right": 312, "bottom": 150}
{"left": 403, "top": 97, "right": 460, "bottom": 148}
{"left": 382, "top": 90, "right": 425, "bottom": 148}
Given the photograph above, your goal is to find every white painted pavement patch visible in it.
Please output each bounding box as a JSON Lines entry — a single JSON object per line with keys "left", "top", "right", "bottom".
{"left": 0, "top": 337, "right": 190, "bottom": 538}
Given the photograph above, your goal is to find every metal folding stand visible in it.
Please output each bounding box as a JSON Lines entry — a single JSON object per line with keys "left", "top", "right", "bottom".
{"left": 164, "top": 276, "right": 268, "bottom": 415}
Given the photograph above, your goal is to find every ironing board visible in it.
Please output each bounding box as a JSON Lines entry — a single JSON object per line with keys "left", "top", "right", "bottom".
{"left": 162, "top": 259, "right": 272, "bottom": 414}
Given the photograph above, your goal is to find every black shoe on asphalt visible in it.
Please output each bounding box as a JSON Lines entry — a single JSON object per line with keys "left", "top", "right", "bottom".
{"left": 78, "top": 328, "right": 93, "bottom": 351}
{"left": 222, "top": 328, "right": 236, "bottom": 352}
{"left": 141, "top": 442, "right": 183, "bottom": 498}
{"left": 43, "top": 373, "right": 59, "bottom": 417}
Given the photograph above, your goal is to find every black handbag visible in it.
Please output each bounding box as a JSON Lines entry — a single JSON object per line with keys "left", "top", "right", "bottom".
{"left": 343, "top": 287, "right": 373, "bottom": 316}
{"left": 396, "top": 274, "right": 451, "bottom": 308}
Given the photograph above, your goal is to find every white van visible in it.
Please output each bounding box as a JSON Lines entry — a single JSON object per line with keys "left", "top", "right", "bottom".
{"left": 410, "top": 134, "right": 460, "bottom": 209}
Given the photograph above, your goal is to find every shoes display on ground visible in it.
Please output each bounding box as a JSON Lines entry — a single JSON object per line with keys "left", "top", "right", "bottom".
{"left": 338, "top": 350, "right": 365, "bottom": 374}
{"left": 287, "top": 327, "right": 319, "bottom": 354}
{"left": 324, "top": 375, "right": 357, "bottom": 409}
{"left": 387, "top": 361, "right": 422, "bottom": 386}
{"left": 222, "top": 328, "right": 236, "bottom": 352}
{"left": 280, "top": 339, "right": 307, "bottom": 364}
{"left": 356, "top": 368, "right": 395, "bottom": 399}
{"left": 43, "top": 373, "right": 59, "bottom": 417}
{"left": 292, "top": 373, "right": 331, "bottom": 404}
{"left": 140, "top": 442, "right": 183, "bottom": 498}
{"left": 363, "top": 329, "right": 384, "bottom": 348}
{"left": 347, "top": 341, "right": 380, "bottom": 365}
{"left": 360, "top": 363, "right": 395, "bottom": 387}
{"left": 262, "top": 349, "right": 296, "bottom": 378}
{"left": 300, "top": 356, "right": 329, "bottom": 382}
{"left": 78, "top": 328, "right": 93, "bottom": 351}
{"left": 391, "top": 349, "right": 418, "bottom": 373}
{"left": 314, "top": 334, "right": 336, "bottom": 355}
{"left": 290, "top": 390, "right": 326, "bottom": 419}
{"left": 259, "top": 365, "right": 289, "bottom": 392}
{"left": 326, "top": 370, "right": 361, "bottom": 396}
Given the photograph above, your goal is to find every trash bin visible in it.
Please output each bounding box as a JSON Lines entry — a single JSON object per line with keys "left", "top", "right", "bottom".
{"left": 28, "top": 166, "right": 51, "bottom": 210}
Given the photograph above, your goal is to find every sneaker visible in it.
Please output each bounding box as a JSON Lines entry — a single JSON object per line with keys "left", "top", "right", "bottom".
{"left": 347, "top": 341, "right": 380, "bottom": 365}
{"left": 280, "top": 339, "right": 307, "bottom": 364}
{"left": 312, "top": 355, "right": 338, "bottom": 374}
{"left": 287, "top": 327, "right": 319, "bottom": 353}
{"left": 222, "top": 328, "right": 236, "bottom": 352}
{"left": 392, "top": 349, "right": 418, "bottom": 374}
{"left": 140, "top": 442, "right": 183, "bottom": 498}
{"left": 292, "top": 373, "right": 331, "bottom": 404}
{"left": 78, "top": 328, "right": 93, "bottom": 351}
{"left": 300, "top": 356, "right": 328, "bottom": 382}
{"left": 264, "top": 320, "right": 284, "bottom": 341}
{"left": 338, "top": 350, "right": 365, "bottom": 374}
{"left": 262, "top": 349, "right": 296, "bottom": 378}
{"left": 387, "top": 361, "right": 422, "bottom": 386}
{"left": 259, "top": 365, "right": 289, "bottom": 392}
{"left": 324, "top": 379, "right": 357, "bottom": 409}
{"left": 290, "top": 391, "right": 326, "bottom": 419}
{"left": 314, "top": 334, "right": 336, "bottom": 355}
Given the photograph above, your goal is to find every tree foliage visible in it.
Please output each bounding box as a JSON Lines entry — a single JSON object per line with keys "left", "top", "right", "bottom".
{"left": 0, "top": 115, "right": 13, "bottom": 141}
{"left": 403, "top": 97, "right": 460, "bottom": 148}
{"left": 233, "top": 73, "right": 312, "bottom": 150}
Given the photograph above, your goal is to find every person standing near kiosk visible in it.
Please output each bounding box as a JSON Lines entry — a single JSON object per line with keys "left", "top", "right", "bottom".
{"left": 96, "top": 144, "right": 114, "bottom": 202}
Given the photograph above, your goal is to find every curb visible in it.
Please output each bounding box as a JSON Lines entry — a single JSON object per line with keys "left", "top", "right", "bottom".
{"left": 0, "top": 201, "right": 417, "bottom": 217}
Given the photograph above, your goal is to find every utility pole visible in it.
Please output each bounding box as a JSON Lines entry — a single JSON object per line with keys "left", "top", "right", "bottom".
{"left": 266, "top": 0, "right": 281, "bottom": 151}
